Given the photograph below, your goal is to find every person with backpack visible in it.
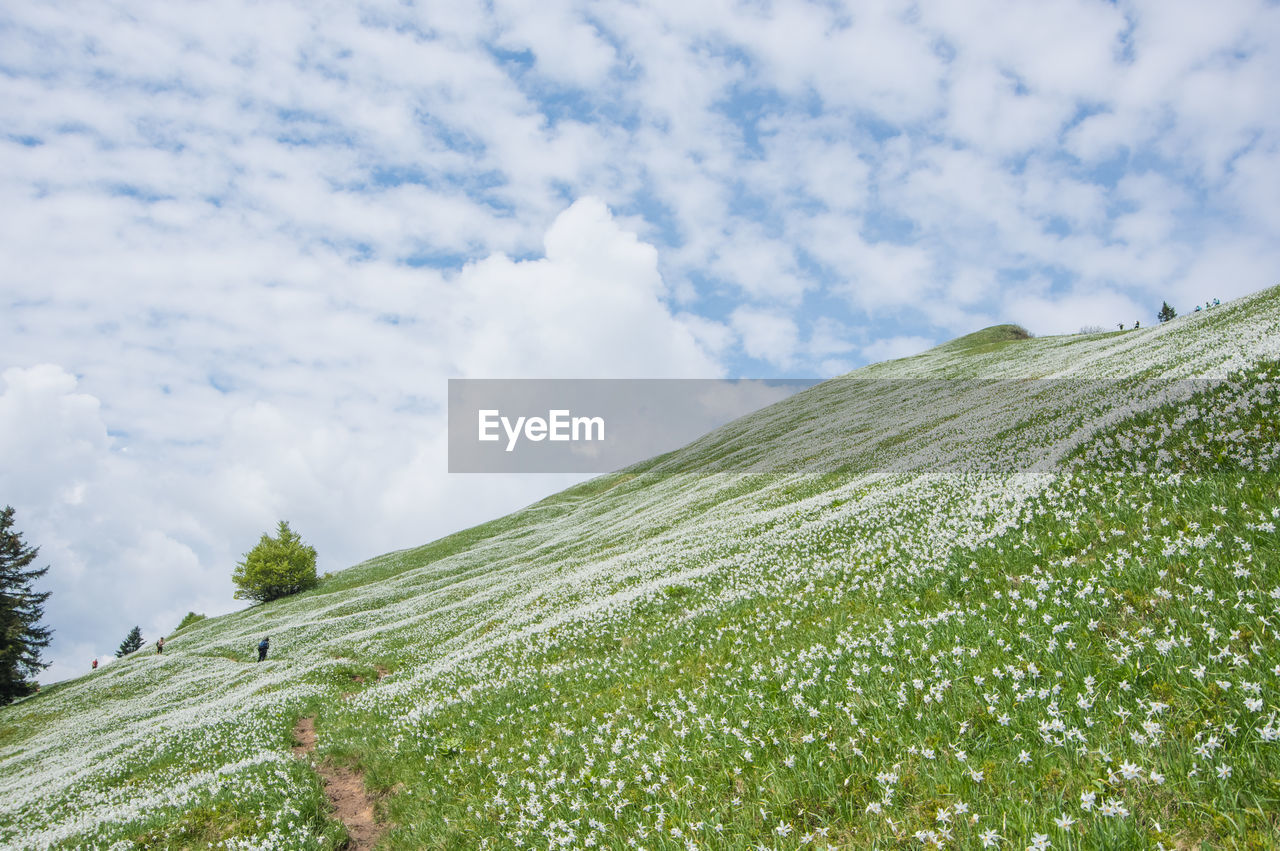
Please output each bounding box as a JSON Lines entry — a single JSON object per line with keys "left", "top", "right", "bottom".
{"left": 257, "top": 636, "right": 269, "bottom": 662}
{"left": 156, "top": 636, "right": 164, "bottom": 654}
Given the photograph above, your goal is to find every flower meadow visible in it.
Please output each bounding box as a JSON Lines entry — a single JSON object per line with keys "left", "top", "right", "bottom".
{"left": 2, "top": 288, "right": 1279, "bottom": 849}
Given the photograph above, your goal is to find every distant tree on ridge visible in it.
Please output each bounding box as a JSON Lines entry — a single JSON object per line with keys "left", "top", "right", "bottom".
{"left": 116, "top": 626, "right": 144, "bottom": 658}
{"left": 1158, "top": 301, "right": 1177, "bottom": 323}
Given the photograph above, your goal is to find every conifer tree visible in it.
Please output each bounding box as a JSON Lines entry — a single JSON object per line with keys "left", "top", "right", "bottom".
{"left": 116, "top": 625, "right": 144, "bottom": 658}
{"left": 1158, "top": 301, "right": 1177, "bottom": 323}
{"left": 0, "top": 506, "right": 53, "bottom": 705}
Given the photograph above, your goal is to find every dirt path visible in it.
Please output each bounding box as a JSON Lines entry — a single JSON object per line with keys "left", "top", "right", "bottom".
{"left": 291, "top": 716, "right": 317, "bottom": 756}
{"left": 292, "top": 716, "right": 384, "bottom": 849}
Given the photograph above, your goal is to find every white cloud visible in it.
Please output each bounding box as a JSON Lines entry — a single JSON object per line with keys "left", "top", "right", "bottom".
{"left": 922, "top": 0, "right": 1126, "bottom": 102}
{"left": 0, "top": 366, "right": 109, "bottom": 515}
{"left": 1159, "top": 233, "right": 1280, "bottom": 310}
{"left": 1004, "top": 288, "right": 1147, "bottom": 337}
{"left": 825, "top": 234, "right": 937, "bottom": 312}
{"left": 1224, "top": 144, "right": 1280, "bottom": 235}
{"left": 447, "top": 198, "right": 721, "bottom": 378}
{"left": 806, "top": 317, "right": 856, "bottom": 361}
{"left": 492, "top": 0, "right": 617, "bottom": 86}
{"left": 1020, "top": 165, "right": 1108, "bottom": 233}
{"left": 731, "top": 307, "right": 799, "bottom": 368}
{"left": 755, "top": 120, "right": 871, "bottom": 214}
{"left": 676, "top": 313, "right": 735, "bottom": 361}
{"left": 1111, "top": 172, "right": 1189, "bottom": 251}
{"left": 945, "top": 61, "right": 1075, "bottom": 156}
{"left": 861, "top": 335, "right": 935, "bottom": 363}
{"left": 735, "top": 1, "right": 947, "bottom": 123}
{"left": 708, "top": 227, "right": 806, "bottom": 304}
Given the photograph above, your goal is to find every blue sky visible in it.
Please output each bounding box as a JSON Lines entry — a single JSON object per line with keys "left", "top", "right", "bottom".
{"left": 2, "top": 0, "right": 1279, "bottom": 682}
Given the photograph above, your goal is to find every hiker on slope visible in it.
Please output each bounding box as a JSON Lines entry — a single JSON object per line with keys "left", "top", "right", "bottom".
{"left": 257, "top": 636, "right": 270, "bottom": 662}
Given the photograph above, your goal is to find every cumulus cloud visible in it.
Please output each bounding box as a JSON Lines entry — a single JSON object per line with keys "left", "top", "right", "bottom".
{"left": 861, "top": 336, "right": 936, "bottom": 364}
{"left": 447, "top": 199, "right": 720, "bottom": 378}
{"left": 1003, "top": 288, "right": 1148, "bottom": 337}
{"left": 0, "top": 366, "right": 109, "bottom": 514}
{"left": 731, "top": 307, "right": 800, "bottom": 368}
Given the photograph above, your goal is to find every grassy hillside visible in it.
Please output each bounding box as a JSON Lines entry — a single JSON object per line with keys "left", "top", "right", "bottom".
{"left": 3, "top": 287, "right": 1280, "bottom": 850}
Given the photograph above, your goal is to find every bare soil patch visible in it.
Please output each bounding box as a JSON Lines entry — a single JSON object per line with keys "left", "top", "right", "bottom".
{"left": 292, "top": 716, "right": 385, "bottom": 849}
{"left": 292, "top": 716, "right": 317, "bottom": 756}
{"left": 320, "top": 762, "right": 382, "bottom": 849}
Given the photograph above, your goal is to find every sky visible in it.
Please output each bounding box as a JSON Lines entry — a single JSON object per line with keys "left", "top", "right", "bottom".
{"left": 2, "top": 0, "right": 1278, "bottom": 683}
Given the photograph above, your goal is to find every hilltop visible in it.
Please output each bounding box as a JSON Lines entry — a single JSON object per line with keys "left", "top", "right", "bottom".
{"left": 2, "top": 287, "right": 1279, "bottom": 849}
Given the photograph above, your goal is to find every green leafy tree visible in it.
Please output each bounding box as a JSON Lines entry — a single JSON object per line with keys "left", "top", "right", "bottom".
{"left": 232, "top": 521, "right": 318, "bottom": 603}
{"left": 116, "top": 625, "right": 143, "bottom": 658}
{"left": 1158, "top": 301, "right": 1177, "bottom": 323}
{"left": 0, "top": 506, "right": 52, "bottom": 705}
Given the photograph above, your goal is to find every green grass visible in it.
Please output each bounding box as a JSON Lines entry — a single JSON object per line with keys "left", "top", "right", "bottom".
{"left": 298, "top": 363, "right": 1278, "bottom": 849}
{"left": 933, "top": 323, "right": 1034, "bottom": 355}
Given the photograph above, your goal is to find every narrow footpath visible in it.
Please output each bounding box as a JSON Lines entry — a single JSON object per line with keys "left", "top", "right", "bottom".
{"left": 292, "top": 716, "right": 384, "bottom": 849}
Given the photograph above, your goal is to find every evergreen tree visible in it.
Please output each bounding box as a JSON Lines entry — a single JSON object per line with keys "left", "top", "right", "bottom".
{"left": 0, "top": 505, "right": 53, "bottom": 705}
{"left": 232, "top": 521, "right": 318, "bottom": 603}
{"left": 116, "top": 625, "right": 144, "bottom": 658}
{"left": 1158, "top": 301, "right": 1177, "bottom": 323}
